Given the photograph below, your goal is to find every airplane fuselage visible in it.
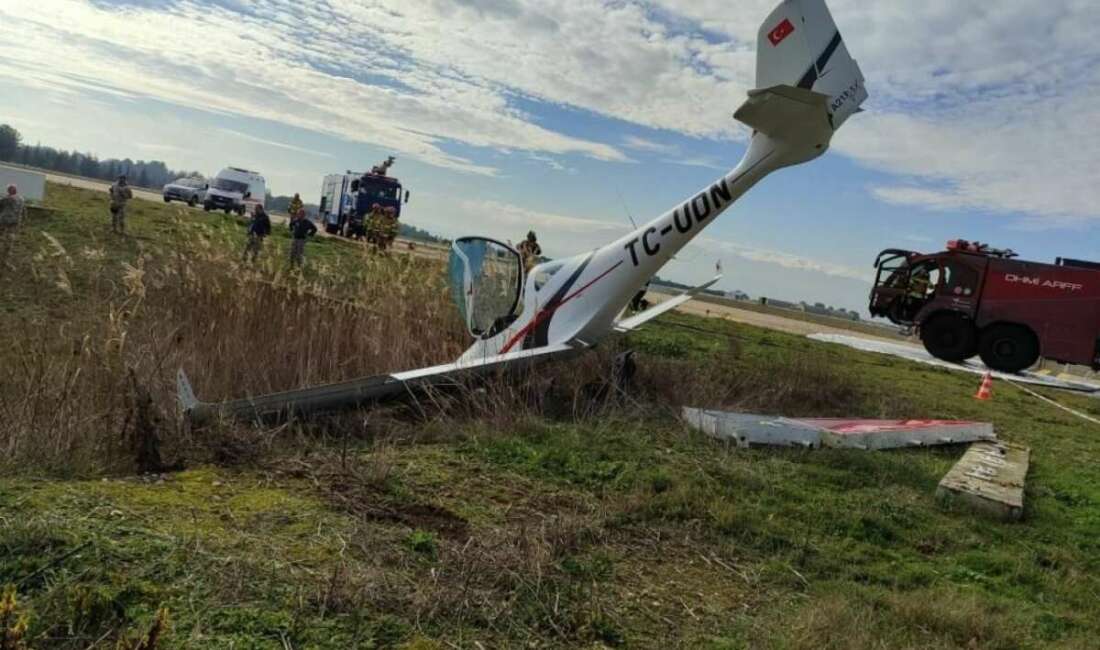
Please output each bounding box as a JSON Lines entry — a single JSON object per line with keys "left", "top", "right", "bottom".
{"left": 459, "top": 129, "right": 828, "bottom": 362}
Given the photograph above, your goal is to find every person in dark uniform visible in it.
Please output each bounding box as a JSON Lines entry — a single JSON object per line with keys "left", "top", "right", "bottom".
{"left": 242, "top": 204, "right": 272, "bottom": 262}
{"left": 287, "top": 208, "right": 317, "bottom": 267}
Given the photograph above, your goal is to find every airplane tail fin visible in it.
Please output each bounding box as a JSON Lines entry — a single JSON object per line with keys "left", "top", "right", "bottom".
{"left": 739, "top": 0, "right": 866, "bottom": 140}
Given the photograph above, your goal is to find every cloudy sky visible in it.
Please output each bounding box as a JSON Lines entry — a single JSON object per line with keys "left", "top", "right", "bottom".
{"left": 2, "top": 0, "right": 1099, "bottom": 314}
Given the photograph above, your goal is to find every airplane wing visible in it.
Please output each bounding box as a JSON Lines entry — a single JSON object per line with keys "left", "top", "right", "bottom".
{"left": 179, "top": 341, "right": 585, "bottom": 424}
{"left": 614, "top": 275, "right": 721, "bottom": 334}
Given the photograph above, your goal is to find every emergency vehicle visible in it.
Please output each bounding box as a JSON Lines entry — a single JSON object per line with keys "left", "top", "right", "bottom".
{"left": 203, "top": 167, "right": 266, "bottom": 216}
{"left": 869, "top": 239, "right": 1100, "bottom": 372}
{"left": 319, "top": 157, "right": 410, "bottom": 235}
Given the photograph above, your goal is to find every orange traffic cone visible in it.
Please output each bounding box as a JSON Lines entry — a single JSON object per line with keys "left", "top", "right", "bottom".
{"left": 974, "top": 372, "right": 993, "bottom": 401}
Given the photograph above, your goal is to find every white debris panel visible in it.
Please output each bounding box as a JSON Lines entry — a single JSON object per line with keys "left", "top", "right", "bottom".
{"left": 683, "top": 408, "right": 995, "bottom": 450}
{"left": 808, "top": 333, "right": 1100, "bottom": 393}
{"left": 937, "top": 441, "right": 1030, "bottom": 521}
{"left": 682, "top": 408, "right": 822, "bottom": 449}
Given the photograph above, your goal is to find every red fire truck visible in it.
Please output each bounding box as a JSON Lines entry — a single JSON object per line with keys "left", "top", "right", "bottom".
{"left": 869, "top": 240, "right": 1100, "bottom": 373}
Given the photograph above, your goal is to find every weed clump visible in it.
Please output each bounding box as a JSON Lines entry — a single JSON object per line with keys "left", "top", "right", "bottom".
{"left": 1, "top": 586, "right": 29, "bottom": 650}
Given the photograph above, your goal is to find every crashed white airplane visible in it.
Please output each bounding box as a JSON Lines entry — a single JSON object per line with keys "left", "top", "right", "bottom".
{"left": 179, "top": 0, "right": 868, "bottom": 423}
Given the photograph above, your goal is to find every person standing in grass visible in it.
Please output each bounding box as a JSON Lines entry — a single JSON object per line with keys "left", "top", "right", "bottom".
{"left": 108, "top": 175, "right": 133, "bottom": 235}
{"left": 366, "top": 203, "right": 384, "bottom": 251}
{"left": 287, "top": 208, "right": 317, "bottom": 268}
{"left": 0, "top": 184, "right": 26, "bottom": 272}
{"left": 381, "top": 207, "right": 399, "bottom": 252}
{"left": 288, "top": 193, "right": 304, "bottom": 217}
{"left": 242, "top": 204, "right": 272, "bottom": 262}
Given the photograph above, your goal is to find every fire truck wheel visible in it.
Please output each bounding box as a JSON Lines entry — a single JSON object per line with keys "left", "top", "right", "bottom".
{"left": 920, "top": 313, "right": 977, "bottom": 362}
{"left": 979, "top": 324, "right": 1039, "bottom": 373}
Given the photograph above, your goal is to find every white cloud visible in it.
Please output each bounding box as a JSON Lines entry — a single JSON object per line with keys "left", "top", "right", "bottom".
{"left": 694, "top": 237, "right": 869, "bottom": 282}
{"left": 217, "top": 129, "right": 334, "bottom": 158}
{"left": 1, "top": 0, "right": 1098, "bottom": 228}
{"left": 0, "top": 0, "right": 633, "bottom": 175}
{"left": 622, "top": 135, "right": 679, "bottom": 155}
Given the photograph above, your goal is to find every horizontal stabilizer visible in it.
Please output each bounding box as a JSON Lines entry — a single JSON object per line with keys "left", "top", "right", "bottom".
{"left": 734, "top": 84, "right": 832, "bottom": 142}
{"left": 614, "top": 276, "right": 721, "bottom": 333}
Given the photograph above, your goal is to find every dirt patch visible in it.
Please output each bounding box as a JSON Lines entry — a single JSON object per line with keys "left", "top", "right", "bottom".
{"left": 276, "top": 457, "right": 471, "bottom": 539}
{"left": 360, "top": 502, "right": 469, "bottom": 539}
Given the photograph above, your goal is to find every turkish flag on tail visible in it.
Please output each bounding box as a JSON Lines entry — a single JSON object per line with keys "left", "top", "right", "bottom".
{"left": 768, "top": 18, "right": 795, "bottom": 46}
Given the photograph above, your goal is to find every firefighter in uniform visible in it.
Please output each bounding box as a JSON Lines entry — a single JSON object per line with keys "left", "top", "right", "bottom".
{"left": 381, "top": 207, "right": 399, "bottom": 251}
{"left": 908, "top": 266, "right": 932, "bottom": 301}
{"left": 0, "top": 185, "right": 26, "bottom": 272}
{"left": 517, "top": 231, "right": 541, "bottom": 273}
{"left": 366, "top": 203, "right": 384, "bottom": 251}
{"left": 108, "top": 175, "right": 133, "bottom": 234}
{"left": 288, "top": 193, "right": 304, "bottom": 217}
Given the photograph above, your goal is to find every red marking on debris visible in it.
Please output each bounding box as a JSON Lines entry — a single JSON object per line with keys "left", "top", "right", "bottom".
{"left": 768, "top": 18, "right": 795, "bottom": 46}
{"left": 791, "top": 419, "right": 983, "bottom": 434}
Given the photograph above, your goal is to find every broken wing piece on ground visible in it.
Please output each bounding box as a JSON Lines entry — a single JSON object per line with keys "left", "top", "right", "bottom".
{"left": 178, "top": 343, "right": 585, "bottom": 425}
{"left": 178, "top": 0, "right": 867, "bottom": 423}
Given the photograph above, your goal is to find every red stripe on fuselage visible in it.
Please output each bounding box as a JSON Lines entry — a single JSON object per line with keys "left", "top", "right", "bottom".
{"left": 499, "top": 261, "right": 624, "bottom": 354}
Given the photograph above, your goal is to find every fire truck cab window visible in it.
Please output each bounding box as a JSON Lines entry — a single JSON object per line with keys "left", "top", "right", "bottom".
{"left": 941, "top": 260, "right": 979, "bottom": 296}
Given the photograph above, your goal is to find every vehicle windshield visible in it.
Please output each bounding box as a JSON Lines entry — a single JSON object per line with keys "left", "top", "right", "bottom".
{"left": 212, "top": 178, "right": 249, "bottom": 193}
{"left": 361, "top": 183, "right": 400, "bottom": 201}
{"left": 448, "top": 238, "right": 523, "bottom": 338}
{"left": 874, "top": 253, "right": 912, "bottom": 290}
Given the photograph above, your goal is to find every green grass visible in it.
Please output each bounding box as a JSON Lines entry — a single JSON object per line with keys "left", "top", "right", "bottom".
{"left": 2, "top": 184, "right": 1100, "bottom": 648}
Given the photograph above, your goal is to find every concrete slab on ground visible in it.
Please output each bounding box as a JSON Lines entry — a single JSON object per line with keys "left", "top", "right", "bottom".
{"left": 937, "top": 441, "right": 1030, "bottom": 521}
{"left": 808, "top": 333, "right": 1100, "bottom": 393}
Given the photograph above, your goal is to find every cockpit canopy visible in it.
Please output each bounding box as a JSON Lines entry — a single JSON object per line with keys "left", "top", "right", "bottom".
{"left": 448, "top": 237, "right": 524, "bottom": 339}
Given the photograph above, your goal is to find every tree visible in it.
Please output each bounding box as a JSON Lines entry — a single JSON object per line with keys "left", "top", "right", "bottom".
{"left": 0, "top": 124, "right": 21, "bottom": 161}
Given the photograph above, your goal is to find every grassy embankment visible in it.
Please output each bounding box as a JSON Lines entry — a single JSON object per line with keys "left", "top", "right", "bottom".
{"left": 1, "top": 184, "right": 1099, "bottom": 649}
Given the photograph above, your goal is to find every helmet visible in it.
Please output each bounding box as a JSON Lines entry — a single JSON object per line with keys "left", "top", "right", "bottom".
{"left": 527, "top": 231, "right": 536, "bottom": 241}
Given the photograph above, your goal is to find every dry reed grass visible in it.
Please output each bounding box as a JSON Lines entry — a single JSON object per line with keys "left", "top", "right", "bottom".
{"left": 0, "top": 216, "right": 466, "bottom": 475}
{"left": 0, "top": 209, "right": 872, "bottom": 476}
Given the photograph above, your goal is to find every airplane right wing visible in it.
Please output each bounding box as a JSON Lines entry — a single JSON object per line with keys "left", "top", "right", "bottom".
{"left": 180, "top": 341, "right": 586, "bottom": 425}
{"left": 613, "top": 275, "right": 721, "bottom": 334}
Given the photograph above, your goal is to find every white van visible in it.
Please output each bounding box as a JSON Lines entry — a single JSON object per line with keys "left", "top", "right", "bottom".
{"left": 203, "top": 167, "right": 266, "bottom": 216}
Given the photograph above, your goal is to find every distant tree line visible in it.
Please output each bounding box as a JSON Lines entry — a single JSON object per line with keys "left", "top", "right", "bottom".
{"left": 0, "top": 123, "right": 202, "bottom": 189}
